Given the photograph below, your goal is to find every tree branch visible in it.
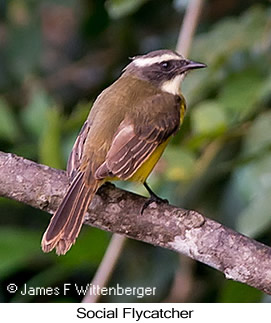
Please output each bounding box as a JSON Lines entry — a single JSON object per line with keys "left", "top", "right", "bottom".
{"left": 82, "top": 234, "right": 126, "bottom": 303}
{"left": 1, "top": 150, "right": 271, "bottom": 295}
{"left": 176, "top": 0, "right": 205, "bottom": 57}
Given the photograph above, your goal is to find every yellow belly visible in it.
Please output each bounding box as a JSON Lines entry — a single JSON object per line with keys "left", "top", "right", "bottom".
{"left": 128, "top": 137, "right": 170, "bottom": 183}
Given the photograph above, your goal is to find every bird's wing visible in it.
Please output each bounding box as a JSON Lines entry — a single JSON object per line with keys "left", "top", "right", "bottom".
{"left": 67, "top": 120, "right": 90, "bottom": 181}
{"left": 95, "top": 94, "right": 181, "bottom": 180}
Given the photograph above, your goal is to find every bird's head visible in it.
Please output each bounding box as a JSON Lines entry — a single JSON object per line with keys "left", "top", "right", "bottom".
{"left": 123, "top": 49, "right": 206, "bottom": 95}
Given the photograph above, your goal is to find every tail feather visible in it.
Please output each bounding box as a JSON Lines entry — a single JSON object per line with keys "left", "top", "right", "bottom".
{"left": 41, "top": 172, "right": 99, "bottom": 255}
{"left": 45, "top": 172, "right": 84, "bottom": 241}
{"left": 65, "top": 185, "right": 93, "bottom": 240}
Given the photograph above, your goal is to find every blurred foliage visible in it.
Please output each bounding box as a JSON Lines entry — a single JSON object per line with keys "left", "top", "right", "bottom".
{"left": 0, "top": 0, "right": 271, "bottom": 303}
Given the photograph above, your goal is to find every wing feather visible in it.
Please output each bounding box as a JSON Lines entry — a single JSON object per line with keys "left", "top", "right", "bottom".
{"left": 67, "top": 120, "right": 90, "bottom": 181}
{"left": 95, "top": 94, "right": 181, "bottom": 180}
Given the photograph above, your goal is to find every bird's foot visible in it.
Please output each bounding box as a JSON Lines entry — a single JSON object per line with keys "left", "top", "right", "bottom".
{"left": 140, "top": 194, "right": 168, "bottom": 215}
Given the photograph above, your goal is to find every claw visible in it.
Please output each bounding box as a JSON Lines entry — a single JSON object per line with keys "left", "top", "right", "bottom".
{"left": 140, "top": 187, "right": 168, "bottom": 215}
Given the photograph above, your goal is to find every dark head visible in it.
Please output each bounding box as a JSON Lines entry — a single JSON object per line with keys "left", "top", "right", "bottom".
{"left": 123, "top": 49, "right": 206, "bottom": 95}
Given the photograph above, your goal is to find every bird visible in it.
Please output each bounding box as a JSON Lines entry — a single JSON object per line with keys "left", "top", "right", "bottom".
{"left": 41, "top": 49, "right": 206, "bottom": 255}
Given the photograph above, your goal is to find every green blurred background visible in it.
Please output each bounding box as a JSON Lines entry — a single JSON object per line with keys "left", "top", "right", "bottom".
{"left": 0, "top": 0, "right": 271, "bottom": 303}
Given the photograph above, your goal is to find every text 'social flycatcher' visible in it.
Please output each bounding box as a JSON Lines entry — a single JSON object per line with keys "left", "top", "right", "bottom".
{"left": 41, "top": 49, "right": 206, "bottom": 255}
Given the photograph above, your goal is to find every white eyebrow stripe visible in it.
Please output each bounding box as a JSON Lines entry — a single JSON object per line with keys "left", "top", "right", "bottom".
{"left": 133, "top": 54, "right": 182, "bottom": 67}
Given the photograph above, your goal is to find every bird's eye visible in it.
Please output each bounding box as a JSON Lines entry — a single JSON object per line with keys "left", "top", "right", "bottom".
{"left": 160, "top": 61, "right": 172, "bottom": 70}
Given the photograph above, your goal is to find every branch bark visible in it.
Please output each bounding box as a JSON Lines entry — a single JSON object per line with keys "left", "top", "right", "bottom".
{"left": 1, "top": 150, "right": 271, "bottom": 295}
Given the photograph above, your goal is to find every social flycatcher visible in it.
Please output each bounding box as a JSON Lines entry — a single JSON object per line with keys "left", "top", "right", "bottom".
{"left": 41, "top": 49, "right": 206, "bottom": 255}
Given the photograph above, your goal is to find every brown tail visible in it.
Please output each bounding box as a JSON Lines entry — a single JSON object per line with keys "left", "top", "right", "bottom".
{"left": 41, "top": 172, "right": 99, "bottom": 255}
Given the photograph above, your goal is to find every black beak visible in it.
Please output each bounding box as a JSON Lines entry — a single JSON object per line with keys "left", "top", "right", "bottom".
{"left": 183, "top": 60, "right": 207, "bottom": 72}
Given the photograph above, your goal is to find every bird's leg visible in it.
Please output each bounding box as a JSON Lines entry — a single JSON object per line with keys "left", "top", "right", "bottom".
{"left": 141, "top": 182, "right": 168, "bottom": 214}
